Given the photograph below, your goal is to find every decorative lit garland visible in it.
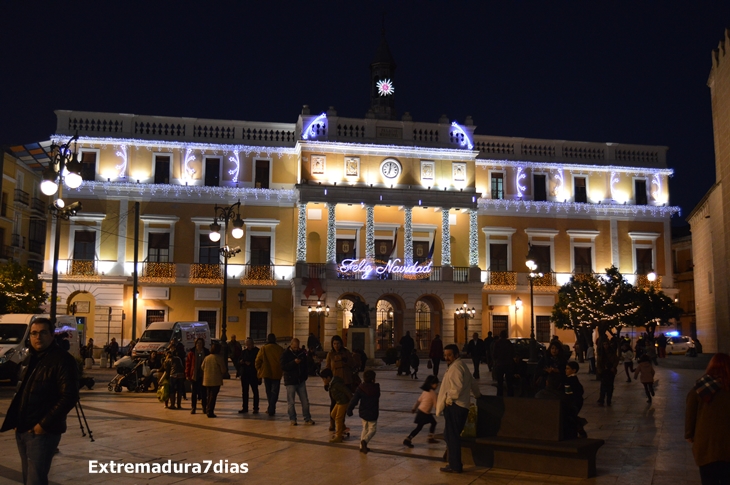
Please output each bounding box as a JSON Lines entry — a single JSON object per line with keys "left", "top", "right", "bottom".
{"left": 477, "top": 159, "right": 673, "bottom": 177}
{"left": 651, "top": 173, "right": 661, "bottom": 202}
{"left": 189, "top": 263, "right": 223, "bottom": 284}
{"left": 184, "top": 148, "right": 196, "bottom": 180}
{"left": 554, "top": 169, "right": 565, "bottom": 198}
{"left": 296, "top": 203, "right": 307, "bottom": 263}
{"left": 115, "top": 145, "right": 127, "bottom": 179}
{"left": 484, "top": 271, "right": 517, "bottom": 289}
{"left": 441, "top": 208, "right": 451, "bottom": 266}
{"left": 240, "top": 265, "right": 275, "bottom": 286}
{"left": 326, "top": 204, "right": 336, "bottom": 263}
{"left": 228, "top": 150, "right": 240, "bottom": 182}
{"left": 365, "top": 205, "right": 374, "bottom": 260}
{"left": 478, "top": 198, "right": 681, "bottom": 218}
{"left": 469, "top": 209, "right": 478, "bottom": 266}
{"left": 67, "top": 260, "right": 100, "bottom": 282}
{"left": 139, "top": 262, "right": 177, "bottom": 284}
{"left": 610, "top": 171, "right": 619, "bottom": 200}
{"left": 636, "top": 274, "right": 662, "bottom": 290}
{"left": 404, "top": 207, "right": 413, "bottom": 265}
{"left": 73, "top": 181, "right": 297, "bottom": 203}
{"left": 515, "top": 166, "right": 527, "bottom": 198}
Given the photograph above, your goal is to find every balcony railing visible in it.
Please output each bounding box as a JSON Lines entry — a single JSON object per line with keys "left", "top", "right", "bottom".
{"left": 452, "top": 267, "right": 470, "bottom": 283}
{"left": 189, "top": 263, "right": 223, "bottom": 284}
{"left": 337, "top": 265, "right": 443, "bottom": 282}
{"left": 30, "top": 197, "right": 46, "bottom": 214}
{"left": 66, "top": 259, "right": 100, "bottom": 281}
{"left": 240, "top": 264, "right": 276, "bottom": 285}
{"left": 484, "top": 271, "right": 517, "bottom": 289}
{"left": 14, "top": 189, "right": 29, "bottom": 206}
{"left": 11, "top": 234, "right": 24, "bottom": 249}
{"left": 140, "top": 262, "right": 177, "bottom": 283}
{"left": 308, "top": 263, "right": 327, "bottom": 279}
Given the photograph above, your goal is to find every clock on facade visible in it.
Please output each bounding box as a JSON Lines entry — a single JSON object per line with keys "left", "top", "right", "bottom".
{"left": 380, "top": 158, "right": 401, "bottom": 179}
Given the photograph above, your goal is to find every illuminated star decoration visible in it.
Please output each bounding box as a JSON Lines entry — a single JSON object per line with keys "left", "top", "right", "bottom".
{"left": 516, "top": 166, "right": 527, "bottom": 198}
{"left": 228, "top": 150, "right": 240, "bottom": 182}
{"left": 302, "top": 113, "right": 327, "bottom": 140}
{"left": 184, "top": 148, "right": 196, "bottom": 180}
{"left": 115, "top": 145, "right": 127, "bottom": 179}
{"left": 651, "top": 174, "right": 661, "bottom": 202}
{"left": 376, "top": 79, "right": 394, "bottom": 96}
{"left": 450, "top": 122, "right": 474, "bottom": 150}
{"left": 554, "top": 170, "right": 565, "bottom": 199}
{"left": 610, "top": 171, "right": 619, "bottom": 200}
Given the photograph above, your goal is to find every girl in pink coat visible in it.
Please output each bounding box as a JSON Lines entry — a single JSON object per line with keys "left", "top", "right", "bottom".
{"left": 634, "top": 355, "right": 656, "bottom": 404}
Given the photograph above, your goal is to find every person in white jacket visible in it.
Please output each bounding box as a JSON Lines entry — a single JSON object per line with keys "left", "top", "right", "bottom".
{"left": 436, "top": 344, "right": 481, "bottom": 474}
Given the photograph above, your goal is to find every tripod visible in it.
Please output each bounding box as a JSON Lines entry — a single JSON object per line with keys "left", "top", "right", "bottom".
{"left": 74, "top": 399, "right": 94, "bottom": 442}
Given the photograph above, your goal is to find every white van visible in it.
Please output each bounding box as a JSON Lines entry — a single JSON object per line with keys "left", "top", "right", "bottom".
{"left": 132, "top": 321, "right": 211, "bottom": 359}
{"left": 0, "top": 314, "right": 81, "bottom": 384}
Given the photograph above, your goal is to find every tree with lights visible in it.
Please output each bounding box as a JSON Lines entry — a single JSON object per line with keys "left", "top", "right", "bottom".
{"left": 0, "top": 260, "right": 47, "bottom": 314}
{"left": 629, "top": 285, "right": 682, "bottom": 339}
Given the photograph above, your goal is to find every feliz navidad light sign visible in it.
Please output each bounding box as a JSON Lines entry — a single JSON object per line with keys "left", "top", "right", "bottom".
{"left": 338, "top": 258, "right": 432, "bottom": 278}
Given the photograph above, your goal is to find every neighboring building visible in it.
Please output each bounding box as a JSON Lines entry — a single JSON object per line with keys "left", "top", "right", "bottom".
{"left": 0, "top": 150, "right": 47, "bottom": 276}
{"left": 671, "top": 225, "right": 696, "bottom": 338}
{"left": 687, "top": 28, "right": 730, "bottom": 354}
{"left": 11, "top": 39, "right": 679, "bottom": 350}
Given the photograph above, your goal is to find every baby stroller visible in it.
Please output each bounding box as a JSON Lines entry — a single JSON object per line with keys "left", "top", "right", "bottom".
{"left": 107, "top": 356, "right": 145, "bottom": 392}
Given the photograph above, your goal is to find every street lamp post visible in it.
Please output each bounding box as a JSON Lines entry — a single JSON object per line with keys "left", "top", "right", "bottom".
{"left": 208, "top": 201, "right": 244, "bottom": 376}
{"left": 308, "top": 300, "right": 329, "bottom": 343}
{"left": 525, "top": 244, "right": 544, "bottom": 362}
{"left": 40, "top": 134, "right": 83, "bottom": 325}
{"left": 455, "top": 301, "right": 476, "bottom": 350}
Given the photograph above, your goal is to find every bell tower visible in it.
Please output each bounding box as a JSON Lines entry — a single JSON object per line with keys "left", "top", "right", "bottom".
{"left": 368, "top": 28, "right": 397, "bottom": 120}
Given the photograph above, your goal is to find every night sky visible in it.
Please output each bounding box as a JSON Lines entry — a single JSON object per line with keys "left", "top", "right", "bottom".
{"left": 2, "top": 1, "right": 729, "bottom": 224}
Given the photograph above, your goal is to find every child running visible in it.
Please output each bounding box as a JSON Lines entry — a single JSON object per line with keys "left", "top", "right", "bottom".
{"left": 634, "top": 355, "right": 656, "bottom": 403}
{"left": 320, "top": 368, "right": 352, "bottom": 443}
{"left": 347, "top": 370, "right": 381, "bottom": 454}
{"left": 403, "top": 375, "right": 440, "bottom": 448}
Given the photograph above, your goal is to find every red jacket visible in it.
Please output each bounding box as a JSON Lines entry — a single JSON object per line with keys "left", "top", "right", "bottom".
{"left": 185, "top": 348, "right": 209, "bottom": 381}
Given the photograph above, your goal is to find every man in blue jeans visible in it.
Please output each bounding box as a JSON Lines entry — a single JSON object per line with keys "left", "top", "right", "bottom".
{"left": 2, "top": 318, "right": 78, "bottom": 485}
{"left": 436, "top": 344, "right": 481, "bottom": 474}
{"left": 280, "top": 338, "right": 315, "bottom": 426}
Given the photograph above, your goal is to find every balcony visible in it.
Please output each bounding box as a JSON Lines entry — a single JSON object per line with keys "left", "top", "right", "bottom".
{"left": 240, "top": 264, "right": 276, "bottom": 285}
{"left": 189, "top": 263, "right": 223, "bottom": 284}
{"left": 11, "top": 234, "right": 24, "bottom": 249}
{"left": 140, "top": 262, "right": 177, "bottom": 284}
{"left": 66, "top": 259, "right": 100, "bottom": 281}
{"left": 30, "top": 197, "right": 46, "bottom": 215}
{"left": 484, "top": 271, "right": 517, "bottom": 290}
{"left": 13, "top": 189, "right": 29, "bottom": 206}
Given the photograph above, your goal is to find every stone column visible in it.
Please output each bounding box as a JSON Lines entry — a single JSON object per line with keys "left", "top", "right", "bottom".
{"left": 441, "top": 207, "right": 451, "bottom": 266}
{"left": 404, "top": 207, "right": 413, "bottom": 265}
{"left": 365, "top": 204, "right": 375, "bottom": 260}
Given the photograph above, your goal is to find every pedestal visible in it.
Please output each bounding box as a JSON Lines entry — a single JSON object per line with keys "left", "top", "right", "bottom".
{"left": 348, "top": 327, "right": 375, "bottom": 362}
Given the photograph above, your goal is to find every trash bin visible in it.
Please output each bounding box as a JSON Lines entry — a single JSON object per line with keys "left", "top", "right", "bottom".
{"left": 100, "top": 354, "right": 108, "bottom": 368}
{"left": 84, "top": 358, "right": 93, "bottom": 369}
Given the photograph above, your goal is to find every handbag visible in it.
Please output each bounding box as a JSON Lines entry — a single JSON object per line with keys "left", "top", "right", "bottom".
{"left": 460, "top": 403, "right": 478, "bottom": 438}
{"left": 427, "top": 360, "right": 433, "bottom": 369}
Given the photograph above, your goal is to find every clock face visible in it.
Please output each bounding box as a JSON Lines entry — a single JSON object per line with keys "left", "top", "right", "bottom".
{"left": 380, "top": 159, "right": 401, "bottom": 179}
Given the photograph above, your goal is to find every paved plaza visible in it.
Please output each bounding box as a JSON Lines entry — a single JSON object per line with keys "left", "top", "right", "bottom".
{"left": 0, "top": 358, "right": 706, "bottom": 485}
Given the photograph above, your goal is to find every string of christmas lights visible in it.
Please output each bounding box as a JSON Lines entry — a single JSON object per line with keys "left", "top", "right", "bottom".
{"left": 326, "top": 204, "right": 336, "bottom": 263}
{"left": 404, "top": 207, "right": 413, "bottom": 265}
{"left": 365, "top": 205, "right": 374, "bottom": 260}
{"left": 296, "top": 204, "right": 307, "bottom": 262}
{"left": 441, "top": 208, "right": 451, "bottom": 266}
{"left": 478, "top": 198, "right": 680, "bottom": 218}
{"left": 469, "top": 209, "right": 478, "bottom": 266}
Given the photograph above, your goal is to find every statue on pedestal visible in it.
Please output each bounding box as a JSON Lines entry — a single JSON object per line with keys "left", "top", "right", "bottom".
{"left": 350, "top": 298, "right": 371, "bottom": 328}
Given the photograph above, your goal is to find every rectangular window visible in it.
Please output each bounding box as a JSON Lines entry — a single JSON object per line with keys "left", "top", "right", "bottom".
{"left": 336, "top": 239, "right": 356, "bottom": 263}
{"left": 573, "top": 247, "right": 592, "bottom": 273}
{"left": 254, "top": 160, "right": 270, "bottom": 189}
{"left": 574, "top": 177, "right": 587, "bottom": 203}
{"left": 489, "top": 243, "right": 508, "bottom": 271}
{"left": 198, "top": 310, "right": 218, "bottom": 337}
{"left": 154, "top": 156, "right": 171, "bottom": 185}
{"left": 249, "top": 311, "right": 268, "bottom": 340}
{"left": 491, "top": 173, "right": 504, "bottom": 200}
{"left": 249, "top": 236, "right": 271, "bottom": 265}
{"left": 199, "top": 234, "right": 220, "bottom": 264}
{"left": 636, "top": 248, "right": 653, "bottom": 274}
{"left": 80, "top": 152, "right": 97, "bottom": 181}
{"left": 413, "top": 241, "right": 430, "bottom": 263}
{"left": 532, "top": 244, "right": 552, "bottom": 274}
{"left": 536, "top": 316, "right": 551, "bottom": 343}
{"left": 73, "top": 231, "right": 96, "bottom": 260}
{"left": 533, "top": 174, "right": 547, "bottom": 201}
{"left": 148, "top": 233, "right": 170, "bottom": 263}
{"left": 28, "top": 219, "right": 45, "bottom": 255}
{"left": 146, "top": 310, "right": 166, "bottom": 327}
{"left": 635, "top": 179, "right": 648, "bottom": 205}
{"left": 204, "top": 158, "right": 220, "bottom": 187}
{"left": 492, "top": 315, "right": 508, "bottom": 337}
{"left": 1, "top": 192, "right": 7, "bottom": 217}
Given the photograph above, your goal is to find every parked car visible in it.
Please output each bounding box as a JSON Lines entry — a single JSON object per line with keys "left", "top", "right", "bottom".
{"left": 508, "top": 338, "right": 546, "bottom": 361}
{"left": 665, "top": 335, "right": 695, "bottom": 355}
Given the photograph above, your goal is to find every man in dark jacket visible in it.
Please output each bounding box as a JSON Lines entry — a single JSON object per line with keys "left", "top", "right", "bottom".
{"left": 228, "top": 335, "right": 243, "bottom": 376}
{"left": 429, "top": 334, "right": 444, "bottom": 376}
{"left": 466, "top": 333, "right": 485, "bottom": 378}
{"left": 1, "top": 318, "right": 78, "bottom": 485}
{"left": 492, "top": 330, "right": 516, "bottom": 396}
{"left": 398, "top": 331, "right": 415, "bottom": 376}
{"left": 484, "top": 331, "right": 495, "bottom": 371}
{"left": 280, "top": 338, "right": 314, "bottom": 426}
{"left": 238, "top": 338, "right": 260, "bottom": 414}
{"left": 107, "top": 337, "right": 119, "bottom": 367}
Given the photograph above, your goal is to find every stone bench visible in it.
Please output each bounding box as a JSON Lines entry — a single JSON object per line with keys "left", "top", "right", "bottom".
{"left": 460, "top": 395, "right": 604, "bottom": 478}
